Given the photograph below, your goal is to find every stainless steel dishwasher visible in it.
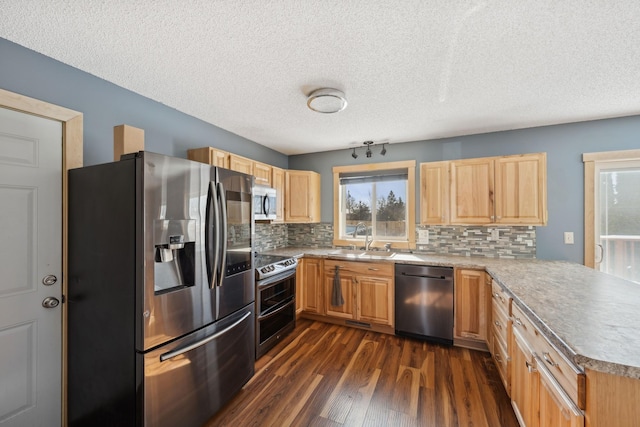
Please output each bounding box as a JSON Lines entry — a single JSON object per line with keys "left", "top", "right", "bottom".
{"left": 395, "top": 264, "right": 454, "bottom": 345}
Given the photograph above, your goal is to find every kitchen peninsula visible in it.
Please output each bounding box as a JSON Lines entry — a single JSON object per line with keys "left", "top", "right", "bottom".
{"left": 264, "top": 247, "right": 640, "bottom": 426}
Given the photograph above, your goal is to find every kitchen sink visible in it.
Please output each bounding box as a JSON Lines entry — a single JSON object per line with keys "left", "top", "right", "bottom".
{"left": 328, "top": 249, "right": 397, "bottom": 260}
{"left": 327, "top": 249, "right": 363, "bottom": 258}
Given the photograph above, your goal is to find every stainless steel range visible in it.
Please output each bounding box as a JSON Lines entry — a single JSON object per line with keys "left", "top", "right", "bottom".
{"left": 254, "top": 254, "right": 298, "bottom": 359}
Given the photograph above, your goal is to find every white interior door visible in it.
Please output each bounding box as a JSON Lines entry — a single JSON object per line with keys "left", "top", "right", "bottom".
{"left": 595, "top": 160, "right": 640, "bottom": 283}
{"left": 0, "top": 107, "right": 62, "bottom": 426}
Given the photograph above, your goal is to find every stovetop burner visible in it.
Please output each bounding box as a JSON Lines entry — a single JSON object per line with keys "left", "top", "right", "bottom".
{"left": 254, "top": 253, "right": 298, "bottom": 281}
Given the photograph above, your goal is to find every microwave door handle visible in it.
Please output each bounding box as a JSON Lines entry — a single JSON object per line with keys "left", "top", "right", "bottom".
{"left": 216, "top": 182, "right": 228, "bottom": 287}
{"left": 159, "top": 311, "right": 252, "bottom": 361}
{"left": 263, "top": 194, "right": 269, "bottom": 215}
{"left": 205, "top": 182, "right": 220, "bottom": 289}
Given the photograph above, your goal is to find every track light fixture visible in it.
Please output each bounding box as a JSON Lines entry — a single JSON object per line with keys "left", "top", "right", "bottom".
{"left": 348, "top": 141, "right": 389, "bottom": 160}
{"left": 364, "top": 141, "right": 373, "bottom": 158}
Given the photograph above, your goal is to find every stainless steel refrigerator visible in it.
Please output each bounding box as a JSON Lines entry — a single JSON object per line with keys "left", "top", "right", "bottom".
{"left": 67, "top": 151, "right": 255, "bottom": 427}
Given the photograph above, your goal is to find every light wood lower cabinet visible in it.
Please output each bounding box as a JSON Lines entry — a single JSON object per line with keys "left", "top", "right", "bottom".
{"left": 323, "top": 266, "right": 356, "bottom": 319}
{"left": 510, "top": 304, "right": 585, "bottom": 427}
{"left": 323, "top": 260, "right": 394, "bottom": 327}
{"left": 454, "top": 269, "right": 490, "bottom": 349}
{"left": 538, "top": 357, "right": 584, "bottom": 427}
{"left": 490, "top": 279, "right": 512, "bottom": 395}
{"left": 511, "top": 327, "right": 540, "bottom": 427}
{"left": 298, "top": 258, "right": 323, "bottom": 315}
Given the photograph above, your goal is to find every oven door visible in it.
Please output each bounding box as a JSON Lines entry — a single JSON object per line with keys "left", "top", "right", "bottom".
{"left": 256, "top": 270, "right": 296, "bottom": 358}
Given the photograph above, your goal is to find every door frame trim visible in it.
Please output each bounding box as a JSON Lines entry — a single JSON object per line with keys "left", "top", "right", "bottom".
{"left": 583, "top": 149, "right": 640, "bottom": 268}
{"left": 0, "top": 87, "right": 83, "bottom": 426}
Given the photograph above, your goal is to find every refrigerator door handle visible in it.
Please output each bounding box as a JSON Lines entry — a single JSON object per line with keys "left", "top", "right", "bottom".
{"left": 159, "top": 311, "right": 252, "bottom": 362}
{"left": 205, "top": 181, "right": 220, "bottom": 288}
{"left": 216, "top": 182, "right": 228, "bottom": 287}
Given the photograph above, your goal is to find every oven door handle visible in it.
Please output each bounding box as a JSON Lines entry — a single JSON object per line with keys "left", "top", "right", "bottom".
{"left": 257, "top": 269, "right": 297, "bottom": 288}
{"left": 159, "top": 311, "right": 252, "bottom": 362}
{"left": 258, "top": 298, "right": 295, "bottom": 321}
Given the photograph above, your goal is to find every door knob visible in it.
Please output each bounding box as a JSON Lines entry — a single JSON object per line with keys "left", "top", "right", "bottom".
{"left": 42, "top": 275, "right": 58, "bottom": 286}
{"left": 42, "top": 297, "right": 60, "bottom": 308}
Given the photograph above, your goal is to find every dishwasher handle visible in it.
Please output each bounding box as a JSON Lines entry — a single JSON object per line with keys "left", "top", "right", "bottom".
{"left": 397, "top": 272, "right": 449, "bottom": 280}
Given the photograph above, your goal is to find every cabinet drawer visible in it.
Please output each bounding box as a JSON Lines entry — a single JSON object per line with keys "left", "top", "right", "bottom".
{"left": 491, "top": 330, "right": 510, "bottom": 395}
{"left": 537, "top": 354, "right": 584, "bottom": 427}
{"left": 512, "top": 304, "right": 586, "bottom": 410}
{"left": 324, "top": 259, "right": 393, "bottom": 277}
{"left": 492, "top": 300, "right": 510, "bottom": 346}
{"left": 511, "top": 303, "right": 538, "bottom": 347}
{"left": 491, "top": 280, "right": 511, "bottom": 315}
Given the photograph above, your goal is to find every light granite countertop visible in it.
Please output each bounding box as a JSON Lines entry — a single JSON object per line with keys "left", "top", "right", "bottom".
{"left": 262, "top": 247, "right": 640, "bottom": 379}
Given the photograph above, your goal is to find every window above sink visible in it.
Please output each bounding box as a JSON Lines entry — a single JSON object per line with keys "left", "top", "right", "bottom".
{"left": 332, "top": 160, "right": 416, "bottom": 250}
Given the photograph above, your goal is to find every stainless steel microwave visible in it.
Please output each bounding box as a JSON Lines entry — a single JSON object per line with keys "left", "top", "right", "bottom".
{"left": 253, "top": 185, "right": 276, "bottom": 220}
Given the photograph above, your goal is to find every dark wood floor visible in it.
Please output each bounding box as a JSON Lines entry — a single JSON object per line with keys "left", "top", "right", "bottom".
{"left": 205, "top": 319, "right": 518, "bottom": 427}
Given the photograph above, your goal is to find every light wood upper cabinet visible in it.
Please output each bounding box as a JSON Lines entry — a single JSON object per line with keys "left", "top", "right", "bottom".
{"left": 448, "top": 152, "right": 547, "bottom": 225}
{"left": 253, "top": 161, "right": 272, "bottom": 186}
{"left": 454, "top": 269, "right": 489, "bottom": 345}
{"left": 450, "top": 158, "right": 495, "bottom": 224}
{"left": 271, "top": 166, "right": 285, "bottom": 222}
{"left": 495, "top": 153, "right": 547, "bottom": 225}
{"left": 285, "top": 170, "right": 321, "bottom": 223}
{"left": 228, "top": 153, "right": 254, "bottom": 175}
{"left": 187, "top": 147, "right": 229, "bottom": 168}
{"left": 420, "top": 161, "right": 450, "bottom": 225}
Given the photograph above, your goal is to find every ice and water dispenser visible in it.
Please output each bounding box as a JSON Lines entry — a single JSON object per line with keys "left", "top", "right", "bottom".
{"left": 153, "top": 219, "right": 196, "bottom": 294}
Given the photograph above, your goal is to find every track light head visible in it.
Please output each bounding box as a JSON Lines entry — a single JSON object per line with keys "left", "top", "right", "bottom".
{"left": 380, "top": 143, "right": 387, "bottom": 156}
{"left": 351, "top": 148, "right": 358, "bottom": 159}
{"left": 364, "top": 140, "right": 373, "bottom": 158}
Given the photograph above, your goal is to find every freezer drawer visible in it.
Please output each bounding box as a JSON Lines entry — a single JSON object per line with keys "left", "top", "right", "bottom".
{"left": 141, "top": 305, "right": 255, "bottom": 427}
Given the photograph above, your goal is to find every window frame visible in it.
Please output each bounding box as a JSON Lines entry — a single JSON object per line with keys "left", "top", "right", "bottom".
{"left": 333, "top": 160, "right": 416, "bottom": 249}
{"left": 583, "top": 149, "right": 640, "bottom": 268}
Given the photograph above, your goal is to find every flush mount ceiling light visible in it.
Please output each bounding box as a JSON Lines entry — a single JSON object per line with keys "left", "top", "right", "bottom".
{"left": 307, "top": 88, "right": 347, "bottom": 113}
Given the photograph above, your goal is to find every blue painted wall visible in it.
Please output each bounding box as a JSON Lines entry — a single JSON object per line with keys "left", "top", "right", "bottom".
{"left": 0, "top": 38, "right": 288, "bottom": 168}
{"left": 3, "top": 37, "right": 640, "bottom": 264}
{"left": 289, "top": 117, "right": 640, "bottom": 263}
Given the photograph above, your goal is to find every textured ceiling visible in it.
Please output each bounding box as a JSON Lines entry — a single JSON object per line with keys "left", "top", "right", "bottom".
{"left": 1, "top": 1, "right": 640, "bottom": 155}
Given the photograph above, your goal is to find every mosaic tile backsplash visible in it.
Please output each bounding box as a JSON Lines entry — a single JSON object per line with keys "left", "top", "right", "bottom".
{"left": 254, "top": 223, "right": 536, "bottom": 259}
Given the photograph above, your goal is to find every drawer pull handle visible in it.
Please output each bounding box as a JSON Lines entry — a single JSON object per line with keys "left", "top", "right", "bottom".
{"left": 492, "top": 292, "right": 505, "bottom": 303}
{"left": 494, "top": 353, "right": 502, "bottom": 363}
{"left": 367, "top": 268, "right": 379, "bottom": 271}
{"left": 494, "top": 320, "right": 502, "bottom": 329}
{"left": 542, "top": 352, "right": 559, "bottom": 367}
{"left": 525, "top": 360, "right": 537, "bottom": 373}
{"left": 514, "top": 317, "right": 523, "bottom": 327}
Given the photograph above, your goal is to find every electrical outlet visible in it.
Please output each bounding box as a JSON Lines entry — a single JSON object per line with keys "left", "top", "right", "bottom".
{"left": 564, "top": 232, "right": 574, "bottom": 244}
{"left": 491, "top": 229, "right": 499, "bottom": 240}
{"left": 418, "top": 229, "right": 429, "bottom": 243}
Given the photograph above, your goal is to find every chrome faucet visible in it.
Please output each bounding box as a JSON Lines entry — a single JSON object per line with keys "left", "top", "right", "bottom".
{"left": 352, "top": 222, "right": 373, "bottom": 250}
